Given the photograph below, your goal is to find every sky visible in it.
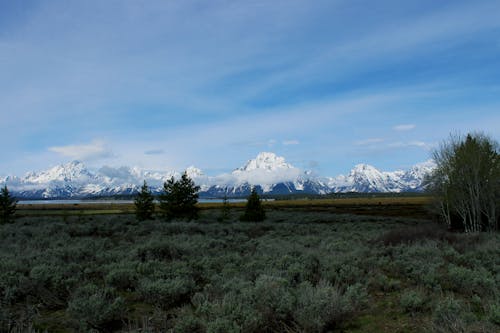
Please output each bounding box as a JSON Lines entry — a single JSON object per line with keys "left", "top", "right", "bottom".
{"left": 1, "top": 0, "right": 499, "bottom": 177}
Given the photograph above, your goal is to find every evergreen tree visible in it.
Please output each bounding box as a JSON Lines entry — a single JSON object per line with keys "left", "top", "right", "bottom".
{"left": 218, "top": 193, "right": 230, "bottom": 222}
{"left": 240, "top": 187, "right": 265, "bottom": 222}
{"left": 159, "top": 172, "right": 200, "bottom": 221}
{"left": 134, "top": 180, "right": 155, "bottom": 221}
{"left": 0, "top": 185, "right": 17, "bottom": 223}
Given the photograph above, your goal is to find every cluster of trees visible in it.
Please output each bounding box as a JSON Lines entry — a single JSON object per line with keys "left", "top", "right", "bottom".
{"left": 134, "top": 172, "right": 201, "bottom": 221}
{"left": 135, "top": 173, "right": 266, "bottom": 222}
{"left": 427, "top": 133, "right": 499, "bottom": 232}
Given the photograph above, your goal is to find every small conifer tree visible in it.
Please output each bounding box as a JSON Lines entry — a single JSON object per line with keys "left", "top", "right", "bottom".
{"left": 0, "top": 185, "right": 17, "bottom": 223}
{"left": 218, "top": 193, "right": 230, "bottom": 222}
{"left": 240, "top": 187, "right": 265, "bottom": 222}
{"left": 134, "top": 180, "right": 155, "bottom": 221}
{"left": 159, "top": 172, "right": 200, "bottom": 221}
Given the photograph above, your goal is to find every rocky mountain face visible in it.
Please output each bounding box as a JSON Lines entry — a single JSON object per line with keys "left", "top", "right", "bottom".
{"left": 1, "top": 153, "right": 435, "bottom": 199}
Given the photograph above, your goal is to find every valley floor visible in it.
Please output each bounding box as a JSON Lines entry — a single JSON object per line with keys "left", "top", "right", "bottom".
{"left": 0, "top": 208, "right": 498, "bottom": 332}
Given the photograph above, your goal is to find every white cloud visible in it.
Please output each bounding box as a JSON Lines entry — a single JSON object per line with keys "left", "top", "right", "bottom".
{"left": 354, "top": 138, "right": 384, "bottom": 146}
{"left": 49, "top": 140, "right": 113, "bottom": 161}
{"left": 283, "top": 140, "right": 300, "bottom": 145}
{"left": 388, "top": 141, "right": 429, "bottom": 149}
{"left": 144, "top": 149, "right": 165, "bottom": 155}
{"left": 393, "top": 124, "right": 416, "bottom": 131}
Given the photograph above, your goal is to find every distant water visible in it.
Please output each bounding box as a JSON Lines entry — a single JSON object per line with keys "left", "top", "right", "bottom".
{"left": 18, "top": 198, "right": 249, "bottom": 205}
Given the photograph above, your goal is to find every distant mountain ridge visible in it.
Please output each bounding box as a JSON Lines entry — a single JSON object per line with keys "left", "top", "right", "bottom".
{"left": 0, "top": 152, "right": 435, "bottom": 199}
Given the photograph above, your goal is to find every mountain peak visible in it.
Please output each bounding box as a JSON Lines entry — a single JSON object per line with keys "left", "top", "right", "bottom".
{"left": 185, "top": 166, "right": 204, "bottom": 178}
{"left": 237, "top": 152, "right": 294, "bottom": 172}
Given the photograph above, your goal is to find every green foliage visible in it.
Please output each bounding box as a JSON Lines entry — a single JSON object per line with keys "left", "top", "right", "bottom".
{"left": 0, "top": 212, "right": 498, "bottom": 331}
{"left": 240, "top": 188, "right": 265, "bottom": 222}
{"left": 67, "top": 283, "right": 125, "bottom": 331}
{"left": 138, "top": 277, "right": 195, "bottom": 309}
{"left": 217, "top": 194, "right": 231, "bottom": 222}
{"left": 430, "top": 295, "right": 472, "bottom": 333}
{"left": 444, "top": 264, "right": 496, "bottom": 297}
{"left": 159, "top": 172, "right": 200, "bottom": 221}
{"left": 428, "top": 133, "right": 500, "bottom": 232}
{"left": 0, "top": 186, "right": 17, "bottom": 223}
{"left": 134, "top": 180, "right": 155, "bottom": 221}
{"left": 400, "top": 289, "right": 427, "bottom": 314}
{"left": 488, "top": 302, "right": 500, "bottom": 325}
{"left": 293, "top": 280, "right": 365, "bottom": 332}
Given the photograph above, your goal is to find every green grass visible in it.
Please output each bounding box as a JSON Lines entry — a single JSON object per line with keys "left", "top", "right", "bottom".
{"left": 1, "top": 208, "right": 498, "bottom": 332}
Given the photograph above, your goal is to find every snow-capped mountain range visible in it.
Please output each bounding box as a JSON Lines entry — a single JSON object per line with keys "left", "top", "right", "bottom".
{"left": 0, "top": 152, "right": 435, "bottom": 199}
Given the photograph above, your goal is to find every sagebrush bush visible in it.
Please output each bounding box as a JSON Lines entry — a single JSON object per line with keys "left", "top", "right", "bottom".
{"left": 67, "top": 283, "right": 125, "bottom": 331}
{"left": 444, "top": 264, "right": 497, "bottom": 297}
{"left": 430, "top": 295, "right": 475, "bottom": 333}
{"left": 400, "top": 289, "right": 427, "bottom": 314}
{"left": 138, "top": 277, "right": 195, "bottom": 309}
{"left": 0, "top": 213, "right": 498, "bottom": 331}
{"left": 293, "top": 280, "right": 362, "bottom": 332}
{"left": 488, "top": 302, "right": 500, "bottom": 326}
{"left": 105, "top": 267, "right": 138, "bottom": 291}
{"left": 253, "top": 274, "right": 295, "bottom": 329}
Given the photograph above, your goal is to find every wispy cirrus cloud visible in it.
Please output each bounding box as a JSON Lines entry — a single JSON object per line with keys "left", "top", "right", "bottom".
{"left": 354, "top": 138, "right": 385, "bottom": 146}
{"left": 144, "top": 149, "right": 165, "bottom": 155}
{"left": 393, "top": 124, "right": 416, "bottom": 131}
{"left": 283, "top": 140, "right": 300, "bottom": 145}
{"left": 388, "top": 141, "right": 432, "bottom": 149}
{"left": 49, "top": 140, "right": 113, "bottom": 161}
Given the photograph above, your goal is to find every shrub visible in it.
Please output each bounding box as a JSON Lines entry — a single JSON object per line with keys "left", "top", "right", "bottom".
{"left": 488, "top": 302, "right": 500, "bottom": 326}
{"left": 430, "top": 295, "right": 473, "bottom": 333}
{"left": 67, "top": 283, "right": 125, "bottom": 332}
{"left": 253, "top": 275, "right": 294, "bottom": 329}
{"left": 368, "top": 273, "right": 401, "bottom": 292}
{"left": 293, "top": 280, "right": 361, "bottom": 332}
{"left": 444, "top": 264, "right": 496, "bottom": 297}
{"left": 105, "top": 267, "right": 138, "bottom": 291}
{"left": 138, "top": 277, "right": 195, "bottom": 309}
{"left": 400, "top": 289, "right": 427, "bottom": 314}
{"left": 174, "top": 314, "right": 206, "bottom": 333}
{"left": 136, "top": 239, "right": 183, "bottom": 262}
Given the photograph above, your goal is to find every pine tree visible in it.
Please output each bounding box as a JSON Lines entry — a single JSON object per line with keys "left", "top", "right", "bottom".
{"left": 0, "top": 185, "right": 17, "bottom": 223}
{"left": 218, "top": 193, "right": 230, "bottom": 222}
{"left": 134, "top": 180, "right": 155, "bottom": 221}
{"left": 159, "top": 172, "right": 200, "bottom": 221}
{"left": 240, "top": 187, "right": 265, "bottom": 222}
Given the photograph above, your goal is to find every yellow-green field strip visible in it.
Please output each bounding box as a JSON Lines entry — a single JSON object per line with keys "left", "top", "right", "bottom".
{"left": 16, "top": 196, "right": 432, "bottom": 217}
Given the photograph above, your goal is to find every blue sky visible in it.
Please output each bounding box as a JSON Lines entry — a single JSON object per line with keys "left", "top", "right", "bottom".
{"left": 1, "top": 0, "right": 499, "bottom": 176}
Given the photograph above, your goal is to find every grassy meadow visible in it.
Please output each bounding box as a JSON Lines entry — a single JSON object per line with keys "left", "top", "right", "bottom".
{"left": 1, "top": 199, "right": 499, "bottom": 332}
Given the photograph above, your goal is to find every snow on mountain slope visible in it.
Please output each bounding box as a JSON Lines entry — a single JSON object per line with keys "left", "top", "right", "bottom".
{"left": 0, "top": 153, "right": 436, "bottom": 199}
{"left": 328, "top": 161, "right": 435, "bottom": 193}
{"left": 24, "top": 161, "right": 96, "bottom": 184}
{"left": 230, "top": 152, "right": 301, "bottom": 190}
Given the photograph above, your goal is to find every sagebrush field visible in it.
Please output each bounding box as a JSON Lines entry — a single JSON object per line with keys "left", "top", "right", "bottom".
{"left": 1, "top": 201, "right": 499, "bottom": 332}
